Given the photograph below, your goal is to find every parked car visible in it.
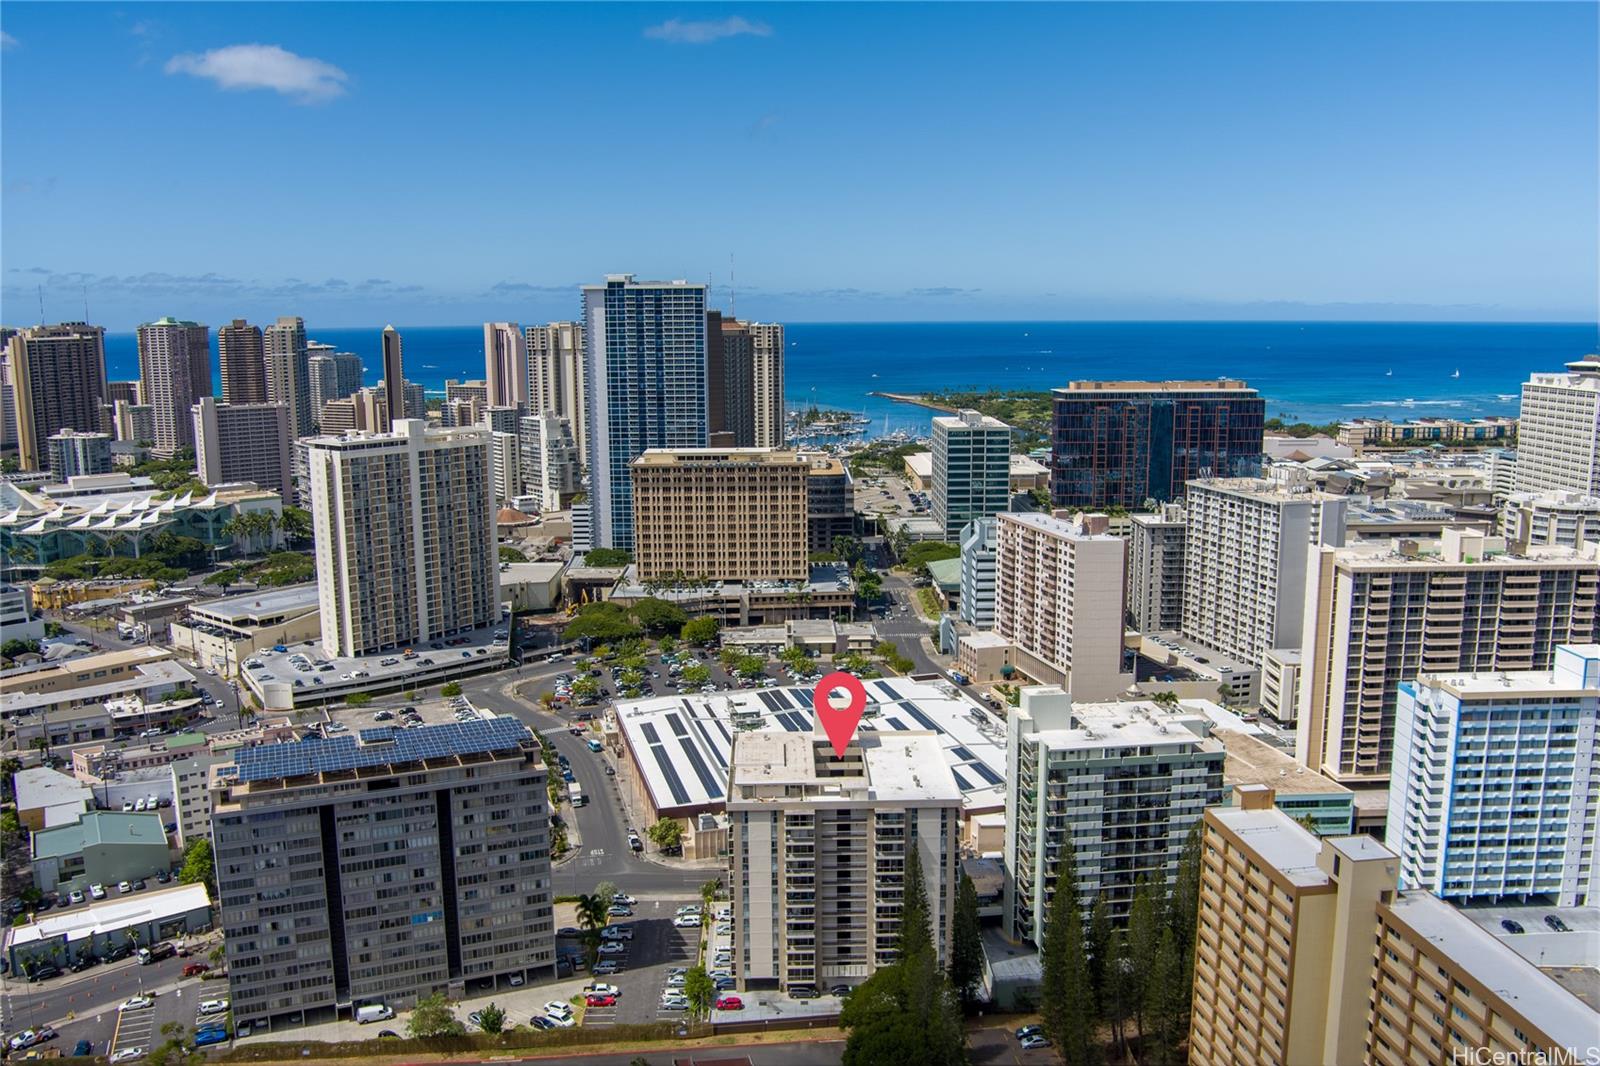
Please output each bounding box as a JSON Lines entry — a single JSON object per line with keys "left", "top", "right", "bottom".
{"left": 601, "top": 925, "right": 633, "bottom": 940}
{"left": 1020, "top": 1034, "right": 1053, "bottom": 1050}
{"left": 585, "top": 993, "right": 617, "bottom": 1007}
{"left": 597, "top": 940, "right": 626, "bottom": 956}
{"left": 1545, "top": 914, "right": 1571, "bottom": 932}
{"left": 89, "top": 884, "right": 107, "bottom": 900}
{"left": 119, "top": 995, "right": 155, "bottom": 1012}
{"left": 660, "top": 995, "right": 690, "bottom": 1011}
{"left": 1500, "top": 919, "right": 1526, "bottom": 934}
{"left": 714, "top": 995, "right": 744, "bottom": 1011}
{"left": 72, "top": 1040, "right": 94, "bottom": 1056}
{"left": 27, "top": 964, "right": 61, "bottom": 982}
{"left": 68, "top": 890, "right": 85, "bottom": 905}
{"left": 109, "top": 1048, "right": 146, "bottom": 1063}
{"left": 592, "top": 960, "right": 622, "bottom": 976}
{"left": 789, "top": 984, "right": 819, "bottom": 1000}
{"left": 192, "top": 1028, "right": 229, "bottom": 1048}
{"left": 673, "top": 914, "right": 702, "bottom": 928}
{"left": 198, "top": 999, "right": 230, "bottom": 1017}
{"left": 1015, "top": 1025, "right": 1044, "bottom": 1040}
{"left": 182, "top": 963, "right": 210, "bottom": 977}
{"left": 527, "top": 1017, "right": 554, "bottom": 1031}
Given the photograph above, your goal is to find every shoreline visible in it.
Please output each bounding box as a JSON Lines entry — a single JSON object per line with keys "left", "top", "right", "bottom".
{"left": 867, "top": 391, "right": 959, "bottom": 414}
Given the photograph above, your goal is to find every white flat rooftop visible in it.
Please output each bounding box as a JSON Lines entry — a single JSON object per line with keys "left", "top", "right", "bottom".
{"left": 1210, "top": 806, "right": 1328, "bottom": 888}
{"left": 614, "top": 676, "right": 1006, "bottom": 816}
{"left": 6, "top": 882, "right": 211, "bottom": 949}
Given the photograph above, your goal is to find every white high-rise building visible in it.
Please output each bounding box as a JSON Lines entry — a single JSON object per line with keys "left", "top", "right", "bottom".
{"left": 517, "top": 413, "right": 579, "bottom": 513}
{"left": 490, "top": 430, "right": 521, "bottom": 503}
{"left": 1182, "top": 476, "right": 1347, "bottom": 669}
{"left": 264, "top": 316, "right": 313, "bottom": 439}
{"left": 1500, "top": 491, "right": 1600, "bottom": 550}
{"left": 1387, "top": 644, "right": 1600, "bottom": 907}
{"left": 525, "top": 322, "right": 587, "bottom": 459}
{"left": 932, "top": 410, "right": 1012, "bottom": 541}
{"left": 307, "top": 420, "right": 499, "bottom": 658}
{"left": 1004, "top": 686, "right": 1225, "bottom": 939}
{"left": 137, "top": 317, "right": 210, "bottom": 458}
{"left": 1517, "top": 354, "right": 1600, "bottom": 496}
{"left": 1127, "top": 504, "right": 1186, "bottom": 633}
{"left": 484, "top": 322, "right": 527, "bottom": 411}
{"left": 994, "top": 511, "right": 1133, "bottom": 699}
{"left": 958, "top": 517, "right": 997, "bottom": 627}
{"left": 727, "top": 728, "right": 961, "bottom": 992}
{"left": 1297, "top": 528, "right": 1600, "bottom": 784}
{"left": 306, "top": 346, "right": 364, "bottom": 412}
{"left": 192, "top": 398, "right": 292, "bottom": 497}
{"left": 582, "top": 276, "right": 708, "bottom": 550}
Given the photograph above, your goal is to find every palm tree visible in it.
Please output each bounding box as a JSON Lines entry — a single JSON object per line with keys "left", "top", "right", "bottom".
{"left": 575, "top": 892, "right": 608, "bottom": 968}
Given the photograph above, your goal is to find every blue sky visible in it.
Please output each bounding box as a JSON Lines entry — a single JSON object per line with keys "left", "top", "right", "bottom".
{"left": 2, "top": 2, "right": 1595, "bottom": 328}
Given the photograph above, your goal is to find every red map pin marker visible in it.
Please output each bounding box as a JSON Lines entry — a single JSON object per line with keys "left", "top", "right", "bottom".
{"left": 814, "top": 671, "right": 868, "bottom": 757}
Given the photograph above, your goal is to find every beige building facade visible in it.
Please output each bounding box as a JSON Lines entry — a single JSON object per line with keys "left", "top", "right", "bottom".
{"left": 630, "top": 448, "right": 809, "bottom": 582}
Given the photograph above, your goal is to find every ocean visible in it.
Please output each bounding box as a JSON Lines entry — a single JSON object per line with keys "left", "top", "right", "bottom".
{"left": 102, "top": 320, "right": 1596, "bottom": 437}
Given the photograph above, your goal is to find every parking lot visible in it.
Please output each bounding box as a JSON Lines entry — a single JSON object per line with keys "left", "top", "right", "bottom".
{"left": 555, "top": 903, "right": 703, "bottom": 1028}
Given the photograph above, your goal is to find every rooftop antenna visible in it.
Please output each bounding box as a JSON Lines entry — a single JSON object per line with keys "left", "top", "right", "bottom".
{"left": 37, "top": 284, "right": 45, "bottom": 324}
{"left": 83, "top": 285, "right": 90, "bottom": 322}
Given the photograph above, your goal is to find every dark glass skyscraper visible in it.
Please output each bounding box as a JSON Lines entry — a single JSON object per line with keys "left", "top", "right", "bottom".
{"left": 1048, "top": 380, "right": 1265, "bottom": 509}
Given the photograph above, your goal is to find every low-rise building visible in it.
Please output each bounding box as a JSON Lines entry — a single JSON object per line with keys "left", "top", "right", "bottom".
{"left": 168, "top": 583, "right": 322, "bottom": 677}
{"left": 1, "top": 648, "right": 192, "bottom": 737}
{"left": 1500, "top": 490, "right": 1600, "bottom": 550}
{"left": 29, "top": 811, "right": 170, "bottom": 894}
{"left": 1259, "top": 647, "right": 1302, "bottom": 725}
{"left": 5, "top": 882, "right": 212, "bottom": 976}
{"left": 13, "top": 767, "right": 94, "bottom": 831}
{"left": 498, "top": 561, "right": 566, "bottom": 613}
{"left": 954, "top": 629, "right": 1015, "bottom": 683}
{"left": 719, "top": 619, "right": 876, "bottom": 657}
{"left": 72, "top": 731, "right": 208, "bottom": 781}
{"left": 608, "top": 563, "right": 855, "bottom": 627}
{"left": 1215, "top": 727, "right": 1353, "bottom": 835}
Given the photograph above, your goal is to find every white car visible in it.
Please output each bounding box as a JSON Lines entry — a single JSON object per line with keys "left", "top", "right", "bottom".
{"left": 673, "top": 914, "right": 702, "bottom": 928}
{"left": 89, "top": 884, "right": 107, "bottom": 900}
{"left": 660, "top": 995, "right": 690, "bottom": 1011}
{"left": 597, "top": 940, "right": 627, "bottom": 955}
{"left": 110, "top": 1048, "right": 146, "bottom": 1064}
{"left": 601, "top": 925, "right": 634, "bottom": 940}
{"left": 542, "top": 1012, "right": 575, "bottom": 1029}
{"left": 665, "top": 967, "right": 689, "bottom": 978}
{"left": 198, "top": 999, "right": 229, "bottom": 1016}
{"left": 612, "top": 893, "right": 637, "bottom": 906}
{"left": 118, "top": 881, "right": 133, "bottom": 894}
{"left": 584, "top": 982, "right": 619, "bottom": 997}
{"left": 119, "top": 995, "right": 155, "bottom": 1011}
{"left": 676, "top": 905, "right": 699, "bottom": 916}
{"left": 542, "top": 1001, "right": 572, "bottom": 1018}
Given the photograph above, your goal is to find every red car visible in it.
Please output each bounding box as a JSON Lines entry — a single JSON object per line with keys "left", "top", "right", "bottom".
{"left": 181, "top": 963, "right": 210, "bottom": 977}
{"left": 714, "top": 995, "right": 743, "bottom": 1011}
{"left": 585, "top": 993, "right": 616, "bottom": 1007}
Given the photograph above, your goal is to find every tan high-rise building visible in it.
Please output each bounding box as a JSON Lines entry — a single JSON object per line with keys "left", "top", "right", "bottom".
{"left": 192, "top": 397, "right": 292, "bottom": 497}
{"left": 6, "top": 322, "right": 107, "bottom": 471}
{"left": 483, "top": 322, "right": 527, "bottom": 411}
{"left": 1191, "top": 785, "right": 1398, "bottom": 1066}
{"left": 994, "top": 511, "right": 1134, "bottom": 700}
{"left": 317, "top": 388, "right": 388, "bottom": 436}
{"left": 137, "top": 317, "right": 210, "bottom": 457}
{"left": 1296, "top": 528, "right": 1600, "bottom": 783}
{"left": 307, "top": 420, "right": 498, "bottom": 658}
{"left": 727, "top": 728, "right": 961, "bottom": 992}
{"left": 630, "top": 448, "right": 808, "bottom": 582}
{"left": 1191, "top": 785, "right": 1599, "bottom": 1066}
{"left": 381, "top": 325, "right": 404, "bottom": 432}
{"left": 525, "top": 322, "right": 587, "bottom": 459}
{"left": 217, "top": 319, "right": 267, "bottom": 405}
{"left": 263, "top": 316, "right": 312, "bottom": 438}
{"left": 749, "top": 321, "right": 785, "bottom": 449}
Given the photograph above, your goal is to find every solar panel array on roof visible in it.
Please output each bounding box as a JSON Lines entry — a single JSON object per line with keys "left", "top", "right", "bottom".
{"left": 874, "top": 680, "right": 904, "bottom": 702}
{"left": 677, "top": 735, "right": 724, "bottom": 799}
{"left": 693, "top": 718, "right": 728, "bottom": 770}
{"left": 639, "top": 721, "right": 691, "bottom": 805}
{"left": 967, "top": 762, "right": 1003, "bottom": 786}
{"left": 951, "top": 767, "right": 974, "bottom": 791}
{"left": 896, "top": 700, "right": 941, "bottom": 733}
{"left": 952, "top": 745, "right": 977, "bottom": 762}
{"left": 234, "top": 716, "right": 530, "bottom": 783}
{"left": 792, "top": 689, "right": 813, "bottom": 708}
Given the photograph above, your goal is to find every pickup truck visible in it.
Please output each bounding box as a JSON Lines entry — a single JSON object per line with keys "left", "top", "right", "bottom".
{"left": 137, "top": 943, "right": 175, "bottom": 966}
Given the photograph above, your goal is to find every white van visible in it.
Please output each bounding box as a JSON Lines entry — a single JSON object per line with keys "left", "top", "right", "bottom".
{"left": 355, "top": 1004, "right": 394, "bottom": 1024}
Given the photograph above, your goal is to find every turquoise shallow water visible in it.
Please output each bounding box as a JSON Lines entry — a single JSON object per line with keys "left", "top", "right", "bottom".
{"left": 103, "top": 320, "right": 1595, "bottom": 436}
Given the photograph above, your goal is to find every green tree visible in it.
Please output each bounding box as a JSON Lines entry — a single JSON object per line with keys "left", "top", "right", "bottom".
{"left": 499, "top": 545, "right": 527, "bottom": 563}
{"left": 178, "top": 838, "right": 215, "bottom": 894}
{"left": 700, "top": 877, "right": 720, "bottom": 912}
{"left": 277, "top": 506, "right": 312, "bottom": 547}
{"left": 1168, "top": 819, "right": 1203, "bottom": 1038}
{"left": 475, "top": 1001, "right": 505, "bottom": 1034}
{"left": 683, "top": 965, "right": 715, "bottom": 1018}
{"left": 1126, "top": 877, "right": 1161, "bottom": 1039}
{"left": 1143, "top": 928, "right": 1188, "bottom": 1066}
{"left": 563, "top": 602, "right": 642, "bottom": 644}
{"left": 1087, "top": 892, "right": 1112, "bottom": 1016}
{"left": 681, "top": 663, "right": 710, "bottom": 688}
{"left": 575, "top": 892, "right": 608, "bottom": 968}
{"left": 949, "top": 872, "right": 983, "bottom": 1010}
{"left": 406, "top": 992, "right": 465, "bottom": 1038}
{"left": 570, "top": 675, "right": 600, "bottom": 700}
{"left": 440, "top": 681, "right": 463, "bottom": 697}
{"left": 583, "top": 547, "right": 633, "bottom": 566}
{"left": 1040, "top": 839, "right": 1095, "bottom": 1066}
{"left": 680, "top": 616, "right": 720, "bottom": 646}
{"left": 832, "top": 535, "right": 865, "bottom": 564}
{"left": 839, "top": 929, "right": 967, "bottom": 1066}
{"left": 897, "top": 846, "right": 931, "bottom": 960}
{"left": 1, "top": 638, "right": 40, "bottom": 659}
{"left": 734, "top": 654, "right": 767, "bottom": 679}
{"left": 632, "top": 597, "right": 688, "bottom": 635}
{"left": 345, "top": 692, "right": 372, "bottom": 707}
{"left": 646, "top": 817, "right": 683, "bottom": 851}
{"left": 594, "top": 881, "right": 619, "bottom": 910}
{"left": 1101, "top": 926, "right": 1136, "bottom": 1058}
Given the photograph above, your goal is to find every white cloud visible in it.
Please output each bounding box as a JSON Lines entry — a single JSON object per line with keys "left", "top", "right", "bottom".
{"left": 164, "top": 43, "right": 348, "bottom": 103}
{"left": 644, "top": 17, "right": 771, "bottom": 44}
{"left": 1, "top": 31, "right": 19, "bottom": 50}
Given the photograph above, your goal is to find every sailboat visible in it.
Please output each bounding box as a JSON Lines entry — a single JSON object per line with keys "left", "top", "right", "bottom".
{"left": 1386, "top": 369, "right": 1393, "bottom": 377}
{"left": 1451, "top": 369, "right": 1461, "bottom": 378}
